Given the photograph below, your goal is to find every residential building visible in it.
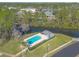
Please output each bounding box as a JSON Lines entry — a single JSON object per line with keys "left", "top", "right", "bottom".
{"left": 42, "top": 8, "right": 56, "bottom": 21}
{"left": 20, "top": 7, "right": 37, "bottom": 13}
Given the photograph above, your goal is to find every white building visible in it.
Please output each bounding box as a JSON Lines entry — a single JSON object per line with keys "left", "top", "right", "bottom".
{"left": 42, "top": 8, "right": 53, "bottom": 16}
{"left": 20, "top": 7, "right": 37, "bottom": 13}
{"left": 16, "top": 10, "right": 25, "bottom": 18}
{"left": 8, "top": 7, "right": 17, "bottom": 10}
{"left": 42, "top": 8, "right": 56, "bottom": 20}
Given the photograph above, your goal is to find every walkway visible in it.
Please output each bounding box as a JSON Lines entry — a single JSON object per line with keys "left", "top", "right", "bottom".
{"left": 43, "top": 40, "right": 73, "bottom": 57}
{"left": 0, "top": 52, "right": 14, "bottom": 57}
{"left": 52, "top": 41, "right": 79, "bottom": 57}
{"left": 15, "top": 48, "right": 28, "bottom": 57}
{"left": 72, "top": 38, "right": 79, "bottom": 41}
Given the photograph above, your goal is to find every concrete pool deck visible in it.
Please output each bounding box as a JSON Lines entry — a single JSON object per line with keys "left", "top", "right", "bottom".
{"left": 23, "top": 33, "right": 49, "bottom": 47}
{"left": 23, "top": 30, "right": 55, "bottom": 48}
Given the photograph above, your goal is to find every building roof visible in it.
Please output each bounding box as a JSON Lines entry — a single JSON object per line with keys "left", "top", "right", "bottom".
{"left": 42, "top": 8, "right": 53, "bottom": 16}
{"left": 20, "top": 7, "right": 37, "bottom": 13}
{"left": 8, "top": 7, "right": 17, "bottom": 10}
{"left": 45, "top": 11, "right": 53, "bottom": 16}
{"left": 16, "top": 10, "right": 25, "bottom": 15}
{"left": 41, "top": 30, "right": 55, "bottom": 38}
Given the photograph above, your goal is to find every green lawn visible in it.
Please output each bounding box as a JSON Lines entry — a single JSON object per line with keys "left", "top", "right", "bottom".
{"left": 24, "top": 33, "right": 72, "bottom": 57}
{"left": 0, "top": 33, "right": 72, "bottom": 56}
{"left": 0, "top": 32, "right": 37, "bottom": 54}
{"left": 0, "top": 39, "right": 22, "bottom": 54}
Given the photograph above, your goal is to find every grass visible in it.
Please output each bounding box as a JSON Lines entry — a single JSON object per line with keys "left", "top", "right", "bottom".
{"left": 0, "top": 32, "right": 37, "bottom": 54}
{"left": 24, "top": 33, "right": 72, "bottom": 57}
{"left": 0, "top": 39, "right": 22, "bottom": 54}
{"left": 0, "top": 33, "right": 72, "bottom": 56}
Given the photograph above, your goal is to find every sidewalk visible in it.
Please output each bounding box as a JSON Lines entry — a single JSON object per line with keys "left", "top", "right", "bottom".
{"left": 0, "top": 52, "right": 15, "bottom": 57}
{"left": 43, "top": 40, "right": 73, "bottom": 57}
{"left": 15, "top": 48, "right": 28, "bottom": 57}
{"left": 72, "top": 38, "right": 79, "bottom": 41}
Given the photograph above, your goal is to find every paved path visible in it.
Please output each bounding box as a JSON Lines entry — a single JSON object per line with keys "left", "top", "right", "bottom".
{"left": 76, "top": 54, "right": 79, "bottom": 57}
{"left": 15, "top": 48, "right": 28, "bottom": 57}
{"left": 0, "top": 48, "right": 28, "bottom": 57}
{"left": 0, "top": 52, "right": 14, "bottom": 57}
{"left": 52, "top": 41, "right": 79, "bottom": 57}
{"left": 72, "top": 38, "right": 79, "bottom": 41}
{"left": 43, "top": 40, "right": 73, "bottom": 57}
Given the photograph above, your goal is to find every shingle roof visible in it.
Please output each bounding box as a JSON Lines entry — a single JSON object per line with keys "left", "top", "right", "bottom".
{"left": 41, "top": 30, "right": 55, "bottom": 38}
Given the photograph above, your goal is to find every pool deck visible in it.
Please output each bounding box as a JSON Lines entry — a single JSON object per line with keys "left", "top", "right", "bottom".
{"left": 23, "top": 33, "right": 48, "bottom": 47}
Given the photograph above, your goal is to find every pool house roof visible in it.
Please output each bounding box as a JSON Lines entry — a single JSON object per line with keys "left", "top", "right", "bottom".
{"left": 41, "top": 30, "right": 55, "bottom": 39}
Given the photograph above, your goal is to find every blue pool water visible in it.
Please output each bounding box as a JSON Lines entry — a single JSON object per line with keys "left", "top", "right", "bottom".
{"left": 27, "top": 35, "right": 41, "bottom": 45}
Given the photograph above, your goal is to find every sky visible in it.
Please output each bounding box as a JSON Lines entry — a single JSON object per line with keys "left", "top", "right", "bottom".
{"left": 0, "top": 0, "right": 79, "bottom": 2}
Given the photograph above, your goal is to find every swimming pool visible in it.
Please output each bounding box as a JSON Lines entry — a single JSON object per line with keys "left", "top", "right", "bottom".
{"left": 24, "top": 33, "right": 49, "bottom": 47}
{"left": 27, "top": 35, "right": 41, "bottom": 45}
{"left": 24, "top": 30, "right": 55, "bottom": 48}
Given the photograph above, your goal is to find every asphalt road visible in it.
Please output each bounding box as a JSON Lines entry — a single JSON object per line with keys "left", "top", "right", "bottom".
{"left": 52, "top": 41, "right": 79, "bottom": 57}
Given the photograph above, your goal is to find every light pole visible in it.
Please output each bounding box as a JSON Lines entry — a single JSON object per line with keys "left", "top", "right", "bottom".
{"left": 47, "top": 44, "right": 50, "bottom": 53}
{"left": 27, "top": 48, "right": 30, "bottom": 56}
{"left": 46, "top": 44, "right": 50, "bottom": 57}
